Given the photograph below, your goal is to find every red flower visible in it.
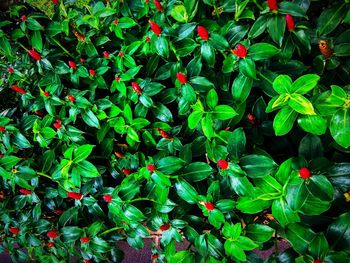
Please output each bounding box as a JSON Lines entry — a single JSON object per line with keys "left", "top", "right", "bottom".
{"left": 313, "top": 260, "right": 322, "bottom": 263}
{"left": 53, "top": 209, "right": 64, "bottom": 215}
{"left": 118, "top": 51, "right": 124, "bottom": 57}
{"left": 217, "top": 160, "right": 229, "bottom": 170}
{"left": 131, "top": 82, "right": 142, "bottom": 95}
{"left": 89, "top": 69, "right": 96, "bottom": 76}
{"left": 21, "top": 15, "right": 27, "bottom": 22}
{"left": 267, "top": 0, "right": 278, "bottom": 11}
{"left": 123, "top": 168, "right": 132, "bottom": 175}
{"left": 146, "top": 36, "right": 151, "bottom": 42}
{"left": 35, "top": 111, "right": 43, "bottom": 116}
{"left": 19, "top": 188, "right": 32, "bottom": 195}
{"left": 152, "top": 254, "right": 158, "bottom": 259}
{"left": 47, "top": 230, "right": 60, "bottom": 239}
{"left": 80, "top": 58, "right": 85, "bottom": 63}
{"left": 159, "top": 223, "right": 170, "bottom": 231}
{"left": 67, "top": 192, "right": 84, "bottom": 200}
{"left": 68, "top": 61, "right": 77, "bottom": 70}
{"left": 84, "top": 260, "right": 92, "bottom": 263}
{"left": 156, "top": 128, "right": 173, "bottom": 140}
{"left": 113, "top": 20, "right": 119, "bottom": 25}
{"left": 197, "top": 26, "right": 209, "bottom": 41}
{"left": 11, "top": 85, "right": 26, "bottom": 94}
{"left": 9, "top": 227, "right": 20, "bottom": 235}
{"left": 67, "top": 95, "right": 75, "bottom": 102}
{"left": 286, "top": 14, "right": 295, "bottom": 31}
{"left": 53, "top": 122, "right": 61, "bottom": 129}
{"left": 28, "top": 48, "right": 41, "bottom": 61}
{"left": 115, "top": 76, "right": 121, "bottom": 82}
{"left": 43, "top": 91, "right": 50, "bottom": 97}
{"left": 231, "top": 44, "right": 247, "bottom": 58}
{"left": 0, "top": 126, "right": 5, "bottom": 132}
{"left": 7, "top": 67, "right": 14, "bottom": 74}
{"left": 149, "top": 20, "right": 162, "bottom": 36}
{"left": 204, "top": 202, "right": 215, "bottom": 211}
{"left": 103, "top": 51, "right": 109, "bottom": 59}
{"left": 52, "top": 0, "right": 59, "bottom": 4}
{"left": 80, "top": 237, "right": 90, "bottom": 243}
{"left": 103, "top": 195, "right": 113, "bottom": 203}
{"left": 56, "top": 119, "right": 61, "bottom": 123}
{"left": 154, "top": 0, "right": 163, "bottom": 11}
{"left": 47, "top": 242, "right": 55, "bottom": 247}
{"left": 147, "top": 164, "right": 156, "bottom": 172}
{"left": 299, "top": 167, "right": 311, "bottom": 180}
{"left": 176, "top": 72, "right": 187, "bottom": 84}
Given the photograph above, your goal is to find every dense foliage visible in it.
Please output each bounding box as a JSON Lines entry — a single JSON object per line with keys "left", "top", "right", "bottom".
{"left": 1, "top": 0, "right": 350, "bottom": 262}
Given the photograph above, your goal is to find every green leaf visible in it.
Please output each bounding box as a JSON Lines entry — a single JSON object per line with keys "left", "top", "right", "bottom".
{"left": 268, "top": 15, "right": 286, "bottom": 46}
{"left": 326, "top": 212, "right": 350, "bottom": 251}
{"left": 229, "top": 176, "right": 255, "bottom": 196}
{"left": 317, "top": 3, "right": 347, "bottom": 36}
{"left": 239, "top": 58, "right": 256, "bottom": 79}
{"left": 208, "top": 209, "right": 225, "bottom": 229}
{"left": 298, "top": 134, "right": 324, "bottom": 160}
{"left": 73, "top": 144, "right": 94, "bottom": 163}
{"left": 170, "top": 5, "right": 188, "bottom": 23}
{"left": 249, "top": 43, "right": 280, "bottom": 61}
{"left": 291, "top": 74, "right": 320, "bottom": 94}
{"left": 245, "top": 224, "right": 274, "bottom": 244}
{"left": 206, "top": 89, "right": 218, "bottom": 109}
{"left": 224, "top": 240, "right": 246, "bottom": 261}
{"left": 82, "top": 110, "right": 100, "bottom": 128}
{"left": 61, "top": 226, "right": 82, "bottom": 242}
{"left": 232, "top": 73, "right": 253, "bottom": 103}
{"left": 227, "top": 128, "right": 246, "bottom": 160}
{"left": 273, "top": 106, "right": 298, "bottom": 136}
{"left": 289, "top": 94, "right": 315, "bottom": 115}
{"left": 201, "top": 42, "right": 215, "bottom": 67}
{"left": 248, "top": 16, "right": 268, "bottom": 39}
{"left": 236, "top": 236, "right": 258, "bottom": 250}
{"left": 222, "top": 222, "right": 241, "bottom": 239}
{"left": 157, "top": 156, "right": 185, "bottom": 174}
{"left": 13, "top": 132, "right": 31, "bottom": 149}
{"left": 201, "top": 113, "right": 214, "bottom": 139}
{"left": 213, "top": 105, "right": 238, "bottom": 120}
{"left": 272, "top": 199, "right": 300, "bottom": 227}
{"left": 297, "top": 115, "right": 327, "bottom": 135}
{"left": 285, "top": 223, "right": 316, "bottom": 254}
{"left": 278, "top": 2, "right": 306, "bottom": 17}
{"left": 330, "top": 108, "right": 350, "bottom": 148}
{"left": 182, "top": 162, "right": 213, "bottom": 182}
{"left": 236, "top": 196, "right": 271, "bottom": 214}
{"left": 240, "top": 155, "right": 276, "bottom": 178}
{"left": 188, "top": 111, "right": 203, "bottom": 129}
{"left": 156, "top": 36, "right": 169, "bottom": 58}
{"left": 209, "top": 33, "right": 229, "bottom": 51}
{"left": 175, "top": 179, "right": 198, "bottom": 204}
{"left": 118, "top": 17, "right": 137, "bottom": 28}
{"left": 273, "top": 75, "right": 292, "bottom": 94}
{"left": 309, "top": 233, "right": 329, "bottom": 259}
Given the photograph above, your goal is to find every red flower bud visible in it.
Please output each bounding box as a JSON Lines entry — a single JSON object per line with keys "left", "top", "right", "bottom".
{"left": 176, "top": 72, "right": 187, "bottom": 84}
{"left": 146, "top": 0, "right": 149, "bottom": 4}
{"left": 89, "top": 69, "right": 96, "bottom": 76}
{"left": 197, "top": 26, "right": 209, "bottom": 41}
{"left": 267, "top": 0, "right": 278, "bottom": 11}
{"left": 21, "top": 15, "right": 27, "bottom": 22}
{"left": 204, "top": 202, "right": 215, "bottom": 211}
{"left": 149, "top": 20, "right": 162, "bottom": 36}
{"left": 103, "top": 51, "right": 109, "bottom": 59}
{"left": 9, "top": 227, "right": 20, "bottom": 235}
{"left": 19, "top": 188, "right": 32, "bottom": 195}
{"left": 28, "top": 48, "right": 41, "bottom": 61}
{"left": 67, "top": 95, "right": 75, "bottom": 102}
{"left": 114, "top": 152, "right": 125, "bottom": 158}
{"left": 80, "top": 237, "right": 90, "bottom": 243}
{"left": 156, "top": 128, "right": 173, "bottom": 140}
{"left": 56, "top": 119, "right": 61, "bottom": 123}
{"left": 7, "top": 67, "right": 14, "bottom": 74}
{"left": 115, "top": 76, "right": 121, "bottom": 82}
{"left": 68, "top": 61, "right": 77, "bottom": 70}
{"left": 84, "top": 260, "right": 91, "bottom": 263}
{"left": 152, "top": 254, "right": 158, "bottom": 259}
{"left": 47, "top": 242, "right": 55, "bottom": 247}
{"left": 0, "top": 126, "right": 5, "bottom": 132}
{"left": 146, "top": 36, "right": 151, "bottom": 42}
{"left": 217, "top": 160, "right": 229, "bottom": 170}
{"left": 159, "top": 223, "right": 170, "bottom": 231}
{"left": 113, "top": 20, "right": 119, "bottom": 25}
{"left": 67, "top": 192, "right": 84, "bottom": 200}
{"left": 80, "top": 58, "right": 85, "bottom": 63}
{"left": 11, "top": 85, "right": 26, "bottom": 94}
{"left": 299, "top": 167, "right": 311, "bottom": 180}
{"left": 47, "top": 230, "right": 60, "bottom": 239}
{"left": 231, "top": 44, "right": 247, "bottom": 58}
{"left": 53, "top": 123, "right": 61, "bottom": 129}
{"left": 154, "top": 0, "right": 163, "bottom": 11}
{"left": 131, "top": 82, "right": 142, "bottom": 95}
{"left": 53, "top": 209, "right": 64, "bottom": 215}
{"left": 147, "top": 164, "right": 156, "bottom": 172}
{"left": 35, "top": 111, "right": 43, "bottom": 116}
{"left": 52, "top": 0, "right": 59, "bottom": 4}
{"left": 313, "top": 260, "right": 322, "bottom": 263}
{"left": 286, "top": 14, "right": 295, "bottom": 31}
{"left": 119, "top": 51, "right": 124, "bottom": 57}
{"left": 123, "top": 168, "right": 132, "bottom": 175}
{"left": 43, "top": 91, "right": 50, "bottom": 97}
{"left": 103, "top": 195, "right": 113, "bottom": 203}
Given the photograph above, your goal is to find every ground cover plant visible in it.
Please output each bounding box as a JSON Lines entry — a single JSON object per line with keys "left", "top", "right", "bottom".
{"left": 0, "top": 0, "right": 350, "bottom": 262}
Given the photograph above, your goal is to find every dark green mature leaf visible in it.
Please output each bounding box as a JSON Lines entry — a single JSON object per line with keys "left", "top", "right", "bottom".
{"left": 73, "top": 144, "right": 94, "bottom": 163}
{"left": 227, "top": 128, "right": 246, "bottom": 160}
{"left": 286, "top": 223, "right": 316, "bottom": 254}
{"left": 317, "top": 3, "right": 347, "bottom": 36}
{"left": 326, "top": 212, "right": 350, "bottom": 251}
{"left": 249, "top": 43, "right": 280, "bottom": 61}
{"left": 175, "top": 179, "right": 198, "bottom": 204}
{"left": 232, "top": 73, "right": 253, "bottom": 102}
{"left": 330, "top": 108, "right": 350, "bottom": 148}
{"left": 240, "top": 155, "right": 276, "bottom": 178}
{"left": 268, "top": 15, "right": 286, "bottom": 46}
{"left": 157, "top": 156, "right": 185, "bottom": 174}
{"left": 182, "top": 162, "right": 213, "bottom": 182}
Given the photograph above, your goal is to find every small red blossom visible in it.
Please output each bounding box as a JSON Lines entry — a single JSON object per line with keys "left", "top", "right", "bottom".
{"left": 159, "top": 223, "right": 170, "bottom": 231}
{"left": 67, "top": 192, "right": 84, "bottom": 200}
{"left": 21, "top": 15, "right": 27, "bottom": 22}
{"left": 152, "top": 254, "right": 158, "bottom": 259}
{"left": 53, "top": 122, "right": 61, "bottom": 129}
{"left": 146, "top": 36, "right": 151, "bottom": 42}
{"left": 11, "top": 85, "right": 26, "bottom": 94}
{"left": 218, "top": 160, "right": 229, "bottom": 170}
{"left": 146, "top": 0, "right": 149, "bottom": 4}
{"left": 35, "top": 111, "right": 43, "bottom": 116}
{"left": 231, "top": 44, "right": 247, "bottom": 58}
{"left": 156, "top": 128, "right": 173, "bottom": 140}
{"left": 84, "top": 260, "right": 92, "bottom": 263}
{"left": 28, "top": 48, "right": 41, "bottom": 61}
{"left": 89, "top": 69, "right": 96, "bottom": 76}
{"left": 149, "top": 20, "right": 162, "bottom": 36}
{"left": 286, "top": 14, "right": 295, "bottom": 31}
{"left": 0, "top": 126, "right": 5, "bottom": 132}
{"left": 56, "top": 119, "right": 61, "bottom": 123}
{"left": 131, "top": 82, "right": 142, "bottom": 95}
{"left": 43, "top": 91, "right": 50, "bottom": 97}
{"left": 80, "top": 237, "right": 90, "bottom": 243}
{"left": 154, "top": 0, "right": 163, "bottom": 11}
{"left": 123, "top": 168, "right": 132, "bottom": 175}
{"left": 103, "top": 51, "right": 109, "bottom": 59}
{"left": 176, "top": 72, "right": 187, "bottom": 84}
{"left": 9, "top": 227, "right": 20, "bottom": 235}
{"left": 67, "top": 95, "right": 75, "bottom": 102}
{"left": 204, "top": 202, "right": 215, "bottom": 211}
{"left": 80, "top": 58, "right": 85, "bottom": 63}
{"left": 115, "top": 76, "right": 121, "bottom": 82}
{"left": 7, "top": 67, "right": 14, "bottom": 74}
{"left": 19, "top": 188, "right": 32, "bottom": 195}
{"left": 118, "top": 51, "right": 124, "bottom": 57}
{"left": 224, "top": 127, "right": 230, "bottom": 131}
{"left": 52, "top": 0, "right": 59, "bottom": 4}
{"left": 313, "top": 260, "right": 322, "bottom": 263}
{"left": 47, "top": 230, "right": 60, "bottom": 239}
{"left": 113, "top": 20, "right": 119, "bottom": 25}
{"left": 197, "top": 26, "right": 209, "bottom": 40}
{"left": 68, "top": 61, "right": 77, "bottom": 70}
{"left": 103, "top": 195, "right": 113, "bottom": 203}
{"left": 47, "top": 242, "right": 55, "bottom": 247}
{"left": 147, "top": 164, "right": 156, "bottom": 172}
{"left": 53, "top": 209, "right": 64, "bottom": 215}
{"left": 267, "top": 0, "right": 278, "bottom": 11}
{"left": 299, "top": 167, "right": 311, "bottom": 180}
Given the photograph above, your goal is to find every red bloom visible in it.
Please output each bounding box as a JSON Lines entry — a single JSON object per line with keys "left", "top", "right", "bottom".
{"left": 67, "top": 95, "right": 75, "bottom": 102}
{"left": 80, "top": 237, "right": 90, "bottom": 243}
{"left": 9, "top": 227, "right": 20, "bottom": 235}
{"left": 147, "top": 164, "right": 156, "bottom": 172}
{"left": 80, "top": 58, "right": 85, "bottom": 63}
{"left": 35, "top": 111, "right": 43, "bottom": 116}
{"left": 56, "top": 119, "right": 61, "bottom": 123}
{"left": 113, "top": 20, "right": 119, "bottom": 25}
{"left": 286, "top": 14, "right": 295, "bottom": 31}
{"left": 267, "top": 0, "right": 278, "bottom": 11}
{"left": 146, "top": 36, "right": 151, "bottom": 42}
{"left": 123, "top": 168, "right": 132, "bottom": 175}
{"left": 47, "top": 242, "right": 55, "bottom": 247}
{"left": 103, "top": 51, "right": 109, "bottom": 59}
{"left": 0, "top": 126, "right": 5, "bottom": 132}
{"left": 7, "top": 67, "right": 14, "bottom": 74}
{"left": 131, "top": 82, "right": 142, "bottom": 95}
{"left": 53, "top": 122, "right": 61, "bottom": 129}
{"left": 47, "top": 230, "right": 60, "bottom": 239}
{"left": 103, "top": 195, "right": 113, "bottom": 203}
{"left": 197, "top": 26, "right": 209, "bottom": 41}
{"left": 154, "top": 0, "right": 163, "bottom": 11}
{"left": 118, "top": 51, "right": 124, "bottom": 57}
{"left": 299, "top": 167, "right": 311, "bottom": 180}
{"left": 313, "top": 260, "right": 322, "bottom": 263}
{"left": 152, "top": 254, "right": 158, "bottom": 259}
{"left": 68, "top": 61, "right": 77, "bottom": 70}
{"left": 19, "top": 188, "right": 32, "bottom": 195}
{"left": 204, "top": 202, "right": 215, "bottom": 211}
{"left": 11, "top": 85, "right": 26, "bottom": 94}
{"left": 89, "top": 69, "right": 96, "bottom": 76}
{"left": 53, "top": 209, "right": 64, "bottom": 215}
{"left": 176, "top": 72, "right": 187, "bottom": 84}
{"left": 156, "top": 128, "right": 173, "bottom": 140}
{"left": 67, "top": 192, "right": 84, "bottom": 200}
{"left": 231, "top": 44, "right": 247, "bottom": 58}
{"left": 149, "top": 20, "right": 162, "bottom": 36}
{"left": 159, "top": 223, "right": 170, "bottom": 231}
{"left": 52, "top": 0, "right": 59, "bottom": 4}
{"left": 115, "top": 76, "right": 121, "bottom": 82}
{"left": 28, "top": 48, "right": 41, "bottom": 61}
{"left": 84, "top": 260, "right": 92, "bottom": 263}
{"left": 21, "top": 15, "right": 27, "bottom": 22}
{"left": 218, "top": 160, "right": 229, "bottom": 170}
{"left": 43, "top": 91, "right": 50, "bottom": 97}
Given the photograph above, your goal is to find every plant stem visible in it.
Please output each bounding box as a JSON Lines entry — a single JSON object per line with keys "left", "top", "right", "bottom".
{"left": 253, "top": 0, "right": 264, "bottom": 11}
{"left": 51, "top": 38, "right": 74, "bottom": 58}
{"left": 257, "top": 71, "right": 273, "bottom": 85}
{"left": 99, "top": 226, "right": 123, "bottom": 237}
{"left": 128, "top": 197, "right": 156, "bottom": 203}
